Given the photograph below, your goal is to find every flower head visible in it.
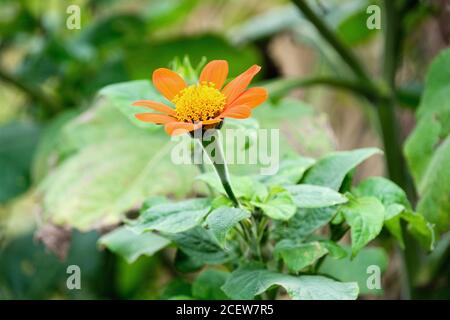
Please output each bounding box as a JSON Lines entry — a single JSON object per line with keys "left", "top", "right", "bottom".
{"left": 133, "top": 60, "right": 267, "bottom": 135}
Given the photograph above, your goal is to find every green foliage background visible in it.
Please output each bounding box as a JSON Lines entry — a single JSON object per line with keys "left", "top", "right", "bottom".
{"left": 0, "top": 0, "right": 449, "bottom": 300}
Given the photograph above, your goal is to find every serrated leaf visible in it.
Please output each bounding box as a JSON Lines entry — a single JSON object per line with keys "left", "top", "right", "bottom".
{"left": 274, "top": 240, "right": 328, "bottom": 272}
{"left": 222, "top": 264, "right": 358, "bottom": 300}
{"left": 98, "top": 226, "right": 170, "bottom": 263}
{"left": 340, "top": 197, "right": 385, "bottom": 257}
{"left": 131, "top": 198, "right": 211, "bottom": 234}
{"left": 286, "top": 184, "right": 348, "bottom": 208}
{"left": 302, "top": 148, "right": 382, "bottom": 190}
{"left": 203, "top": 206, "right": 250, "bottom": 247}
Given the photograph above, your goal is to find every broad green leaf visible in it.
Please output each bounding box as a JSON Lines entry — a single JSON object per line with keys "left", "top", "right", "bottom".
{"left": 203, "top": 206, "right": 250, "bottom": 247}
{"left": 98, "top": 226, "right": 170, "bottom": 263}
{"left": 261, "top": 156, "right": 315, "bottom": 186}
{"left": 273, "top": 207, "right": 338, "bottom": 241}
{"left": 353, "top": 177, "right": 411, "bottom": 210}
{"left": 131, "top": 198, "right": 210, "bottom": 234}
{"left": 98, "top": 80, "right": 167, "bottom": 130}
{"left": 222, "top": 264, "right": 358, "bottom": 300}
{"left": 167, "top": 226, "right": 235, "bottom": 265}
{"left": 274, "top": 240, "right": 328, "bottom": 272}
{"left": 319, "top": 247, "right": 388, "bottom": 296}
{"left": 253, "top": 192, "right": 296, "bottom": 221}
{"left": 340, "top": 197, "right": 385, "bottom": 257}
{"left": 404, "top": 47, "right": 450, "bottom": 232}
{"left": 192, "top": 269, "right": 230, "bottom": 300}
{"left": 35, "top": 84, "right": 198, "bottom": 230}
{"left": 0, "top": 122, "right": 40, "bottom": 203}
{"left": 286, "top": 184, "right": 348, "bottom": 208}
{"left": 301, "top": 148, "right": 382, "bottom": 190}
{"left": 353, "top": 177, "right": 434, "bottom": 250}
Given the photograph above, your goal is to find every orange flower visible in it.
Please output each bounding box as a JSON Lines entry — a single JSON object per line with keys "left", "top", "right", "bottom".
{"left": 132, "top": 60, "right": 267, "bottom": 136}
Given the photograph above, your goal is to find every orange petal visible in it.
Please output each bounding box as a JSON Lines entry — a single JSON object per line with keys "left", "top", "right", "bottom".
{"left": 226, "top": 87, "right": 268, "bottom": 110}
{"left": 164, "top": 122, "right": 201, "bottom": 136}
{"left": 132, "top": 100, "right": 176, "bottom": 116}
{"left": 220, "top": 106, "right": 252, "bottom": 119}
{"left": 135, "top": 113, "right": 177, "bottom": 124}
{"left": 152, "top": 68, "right": 187, "bottom": 101}
{"left": 199, "top": 60, "right": 229, "bottom": 89}
{"left": 222, "top": 65, "right": 261, "bottom": 104}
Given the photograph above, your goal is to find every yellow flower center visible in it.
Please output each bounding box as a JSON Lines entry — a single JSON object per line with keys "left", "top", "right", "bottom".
{"left": 173, "top": 82, "right": 226, "bottom": 122}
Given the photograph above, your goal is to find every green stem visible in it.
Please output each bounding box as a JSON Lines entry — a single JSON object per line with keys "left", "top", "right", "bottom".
{"left": 0, "top": 68, "right": 60, "bottom": 115}
{"left": 198, "top": 131, "right": 239, "bottom": 207}
{"left": 381, "top": 0, "right": 418, "bottom": 299}
{"left": 291, "top": 0, "right": 372, "bottom": 82}
{"left": 264, "top": 76, "right": 379, "bottom": 101}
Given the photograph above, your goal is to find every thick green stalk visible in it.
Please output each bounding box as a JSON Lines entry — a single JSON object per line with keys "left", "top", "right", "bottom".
{"left": 381, "top": 0, "right": 418, "bottom": 299}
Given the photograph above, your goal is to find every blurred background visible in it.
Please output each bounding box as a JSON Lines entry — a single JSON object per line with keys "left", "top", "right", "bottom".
{"left": 0, "top": 0, "right": 449, "bottom": 299}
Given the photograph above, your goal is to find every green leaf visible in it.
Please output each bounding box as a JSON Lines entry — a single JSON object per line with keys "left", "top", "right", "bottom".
{"left": 320, "top": 240, "right": 348, "bottom": 259}
{"left": 353, "top": 177, "right": 434, "bottom": 250}
{"left": 0, "top": 122, "right": 40, "bottom": 203}
{"left": 286, "top": 184, "right": 348, "bottom": 208}
{"left": 402, "top": 210, "right": 435, "bottom": 251}
{"left": 353, "top": 177, "right": 411, "bottom": 210}
{"left": 174, "top": 250, "right": 203, "bottom": 273}
{"left": 253, "top": 191, "right": 297, "bottom": 221}
{"left": 35, "top": 88, "right": 198, "bottom": 230}
{"left": 301, "top": 148, "right": 382, "bottom": 190}
{"left": 222, "top": 264, "right": 358, "bottom": 300}
{"left": 98, "top": 226, "right": 170, "bottom": 263}
{"left": 167, "top": 226, "right": 235, "bottom": 265}
{"left": 319, "top": 247, "right": 388, "bottom": 296}
{"left": 273, "top": 207, "right": 338, "bottom": 241}
{"left": 203, "top": 206, "right": 250, "bottom": 247}
{"left": 131, "top": 198, "right": 211, "bottom": 234}
{"left": 340, "top": 197, "right": 385, "bottom": 257}
{"left": 404, "top": 47, "right": 450, "bottom": 232}
{"left": 274, "top": 240, "right": 328, "bottom": 272}
{"left": 261, "top": 156, "right": 315, "bottom": 186}
{"left": 192, "top": 269, "right": 230, "bottom": 300}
